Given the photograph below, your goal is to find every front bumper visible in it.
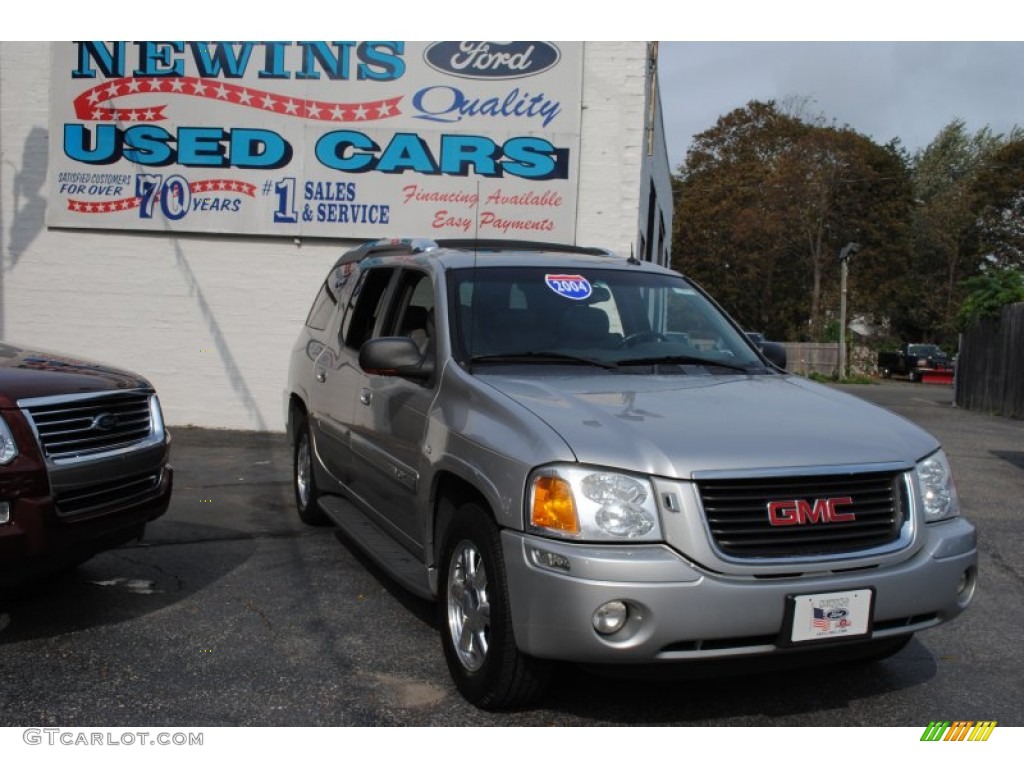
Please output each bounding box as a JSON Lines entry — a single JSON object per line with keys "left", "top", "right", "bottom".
{"left": 0, "top": 445, "right": 173, "bottom": 582}
{"left": 502, "top": 517, "right": 977, "bottom": 663}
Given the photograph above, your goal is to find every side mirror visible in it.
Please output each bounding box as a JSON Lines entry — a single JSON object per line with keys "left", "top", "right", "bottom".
{"left": 761, "top": 341, "right": 787, "bottom": 370}
{"left": 359, "top": 337, "right": 434, "bottom": 380}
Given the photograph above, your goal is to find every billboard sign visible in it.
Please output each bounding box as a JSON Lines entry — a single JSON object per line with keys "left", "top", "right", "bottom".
{"left": 48, "top": 41, "right": 582, "bottom": 241}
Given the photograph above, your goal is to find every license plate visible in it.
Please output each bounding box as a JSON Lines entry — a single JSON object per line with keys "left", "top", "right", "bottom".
{"left": 789, "top": 589, "right": 873, "bottom": 643}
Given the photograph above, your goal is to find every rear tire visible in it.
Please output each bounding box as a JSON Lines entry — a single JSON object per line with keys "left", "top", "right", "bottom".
{"left": 293, "top": 414, "right": 330, "bottom": 526}
{"left": 438, "top": 501, "right": 551, "bottom": 709}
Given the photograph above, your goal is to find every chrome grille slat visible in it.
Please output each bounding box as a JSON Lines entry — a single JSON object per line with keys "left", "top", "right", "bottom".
{"left": 28, "top": 400, "right": 150, "bottom": 414}
{"left": 38, "top": 414, "right": 151, "bottom": 437}
{"left": 44, "top": 434, "right": 153, "bottom": 457}
{"left": 43, "top": 426, "right": 151, "bottom": 448}
{"left": 698, "top": 471, "right": 904, "bottom": 558}
{"left": 23, "top": 393, "right": 154, "bottom": 460}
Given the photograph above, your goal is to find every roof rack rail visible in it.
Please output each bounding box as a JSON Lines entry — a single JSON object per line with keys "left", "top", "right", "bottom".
{"left": 334, "top": 238, "right": 440, "bottom": 266}
{"left": 434, "top": 239, "right": 617, "bottom": 257}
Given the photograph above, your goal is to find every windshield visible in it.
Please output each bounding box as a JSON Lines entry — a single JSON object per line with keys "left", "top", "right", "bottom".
{"left": 450, "top": 266, "right": 766, "bottom": 372}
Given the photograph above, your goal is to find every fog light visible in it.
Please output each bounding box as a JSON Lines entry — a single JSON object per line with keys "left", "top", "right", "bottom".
{"left": 593, "top": 600, "right": 629, "bottom": 635}
{"left": 0, "top": 501, "right": 9, "bottom": 525}
{"left": 956, "top": 567, "right": 977, "bottom": 608}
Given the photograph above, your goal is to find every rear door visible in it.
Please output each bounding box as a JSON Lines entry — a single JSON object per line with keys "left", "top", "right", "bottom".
{"left": 310, "top": 265, "right": 396, "bottom": 489}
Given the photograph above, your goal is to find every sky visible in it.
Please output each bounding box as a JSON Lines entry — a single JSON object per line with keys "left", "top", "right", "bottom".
{"left": 657, "top": 41, "right": 1024, "bottom": 170}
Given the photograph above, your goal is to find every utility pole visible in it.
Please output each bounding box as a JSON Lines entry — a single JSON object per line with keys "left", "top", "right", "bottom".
{"left": 838, "top": 242, "right": 860, "bottom": 380}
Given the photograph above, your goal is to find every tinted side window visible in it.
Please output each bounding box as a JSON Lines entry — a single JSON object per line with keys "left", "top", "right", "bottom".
{"left": 343, "top": 269, "right": 394, "bottom": 350}
{"left": 386, "top": 271, "right": 434, "bottom": 331}
{"left": 386, "top": 271, "right": 436, "bottom": 357}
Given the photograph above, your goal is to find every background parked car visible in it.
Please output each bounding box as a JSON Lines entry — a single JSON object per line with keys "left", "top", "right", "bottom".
{"left": 878, "top": 343, "right": 954, "bottom": 383}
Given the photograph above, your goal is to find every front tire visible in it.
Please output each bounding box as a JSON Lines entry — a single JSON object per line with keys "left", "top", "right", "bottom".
{"left": 293, "top": 414, "right": 329, "bottom": 526}
{"left": 438, "top": 502, "right": 550, "bottom": 709}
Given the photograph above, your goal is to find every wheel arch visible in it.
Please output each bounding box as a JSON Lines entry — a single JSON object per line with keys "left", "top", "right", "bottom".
{"left": 431, "top": 471, "right": 495, "bottom": 576}
{"left": 287, "top": 393, "right": 309, "bottom": 446}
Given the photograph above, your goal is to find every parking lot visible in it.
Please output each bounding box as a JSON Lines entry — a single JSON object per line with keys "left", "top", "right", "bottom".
{"left": 1, "top": 380, "right": 1021, "bottom": 726}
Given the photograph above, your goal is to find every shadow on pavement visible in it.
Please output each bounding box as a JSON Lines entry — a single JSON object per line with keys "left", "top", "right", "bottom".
{"left": 0, "top": 522, "right": 256, "bottom": 644}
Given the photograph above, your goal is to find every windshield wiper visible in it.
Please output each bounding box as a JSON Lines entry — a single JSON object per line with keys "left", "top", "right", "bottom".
{"left": 469, "top": 352, "right": 621, "bottom": 371}
{"left": 615, "top": 354, "right": 763, "bottom": 373}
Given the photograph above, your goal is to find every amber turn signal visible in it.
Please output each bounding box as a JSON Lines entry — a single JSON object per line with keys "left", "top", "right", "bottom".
{"left": 531, "top": 475, "right": 579, "bottom": 534}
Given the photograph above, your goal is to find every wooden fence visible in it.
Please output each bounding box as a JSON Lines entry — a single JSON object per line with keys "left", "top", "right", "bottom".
{"left": 954, "top": 302, "right": 1024, "bottom": 419}
{"left": 780, "top": 343, "right": 874, "bottom": 377}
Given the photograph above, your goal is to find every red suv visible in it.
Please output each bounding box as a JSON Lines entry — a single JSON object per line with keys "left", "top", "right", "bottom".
{"left": 0, "top": 342, "right": 172, "bottom": 583}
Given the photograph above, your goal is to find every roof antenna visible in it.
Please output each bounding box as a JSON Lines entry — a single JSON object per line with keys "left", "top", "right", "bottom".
{"left": 627, "top": 243, "right": 641, "bottom": 266}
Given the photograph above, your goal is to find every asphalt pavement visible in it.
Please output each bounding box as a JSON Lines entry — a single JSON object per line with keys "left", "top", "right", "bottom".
{"left": 0, "top": 380, "right": 1021, "bottom": 726}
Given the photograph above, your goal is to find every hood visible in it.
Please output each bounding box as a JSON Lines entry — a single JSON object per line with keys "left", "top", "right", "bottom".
{"left": 0, "top": 342, "right": 151, "bottom": 407}
{"left": 480, "top": 372, "right": 938, "bottom": 477}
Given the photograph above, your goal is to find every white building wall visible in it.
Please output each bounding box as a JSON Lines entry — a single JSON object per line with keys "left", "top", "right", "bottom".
{"left": 575, "top": 42, "right": 649, "bottom": 258}
{"left": 1, "top": 41, "right": 668, "bottom": 432}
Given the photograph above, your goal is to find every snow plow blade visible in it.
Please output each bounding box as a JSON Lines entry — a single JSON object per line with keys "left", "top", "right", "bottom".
{"left": 920, "top": 370, "right": 955, "bottom": 385}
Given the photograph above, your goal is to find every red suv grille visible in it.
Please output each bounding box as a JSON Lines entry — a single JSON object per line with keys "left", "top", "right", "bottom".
{"left": 23, "top": 393, "right": 153, "bottom": 461}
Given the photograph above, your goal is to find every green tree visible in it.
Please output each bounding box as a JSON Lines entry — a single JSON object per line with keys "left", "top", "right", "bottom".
{"left": 671, "top": 102, "right": 803, "bottom": 337}
{"left": 956, "top": 267, "right": 1024, "bottom": 328}
{"left": 908, "top": 120, "right": 1006, "bottom": 343}
{"left": 969, "top": 137, "right": 1024, "bottom": 269}
{"left": 672, "top": 101, "right": 913, "bottom": 341}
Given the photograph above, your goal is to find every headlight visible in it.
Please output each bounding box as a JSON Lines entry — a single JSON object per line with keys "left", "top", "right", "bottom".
{"left": 0, "top": 415, "right": 18, "bottom": 465}
{"left": 150, "top": 394, "right": 166, "bottom": 435}
{"left": 916, "top": 450, "right": 960, "bottom": 523}
{"left": 528, "top": 465, "right": 662, "bottom": 542}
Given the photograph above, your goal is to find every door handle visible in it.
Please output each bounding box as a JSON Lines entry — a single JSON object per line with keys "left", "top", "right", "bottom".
{"left": 359, "top": 388, "right": 372, "bottom": 406}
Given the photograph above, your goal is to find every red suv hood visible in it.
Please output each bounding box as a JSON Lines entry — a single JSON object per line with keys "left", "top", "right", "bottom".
{"left": 0, "top": 342, "right": 151, "bottom": 407}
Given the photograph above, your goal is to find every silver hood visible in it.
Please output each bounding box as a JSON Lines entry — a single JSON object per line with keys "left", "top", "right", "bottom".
{"left": 479, "top": 372, "right": 939, "bottom": 477}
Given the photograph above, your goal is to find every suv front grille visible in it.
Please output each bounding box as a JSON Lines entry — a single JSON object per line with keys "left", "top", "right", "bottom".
{"left": 697, "top": 471, "right": 905, "bottom": 558}
{"left": 23, "top": 393, "right": 154, "bottom": 461}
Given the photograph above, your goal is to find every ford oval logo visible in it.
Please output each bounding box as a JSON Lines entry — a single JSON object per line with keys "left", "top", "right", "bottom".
{"left": 424, "top": 41, "right": 561, "bottom": 80}
{"left": 825, "top": 608, "right": 849, "bottom": 621}
{"left": 93, "top": 412, "right": 119, "bottom": 431}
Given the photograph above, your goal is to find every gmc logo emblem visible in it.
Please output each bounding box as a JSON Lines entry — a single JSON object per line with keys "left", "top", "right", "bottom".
{"left": 767, "top": 497, "right": 856, "bottom": 526}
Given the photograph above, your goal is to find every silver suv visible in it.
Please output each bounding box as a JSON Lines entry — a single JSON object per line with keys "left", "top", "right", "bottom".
{"left": 286, "top": 239, "right": 977, "bottom": 709}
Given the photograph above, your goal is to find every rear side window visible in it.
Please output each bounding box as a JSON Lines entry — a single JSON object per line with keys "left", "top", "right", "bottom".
{"left": 305, "top": 283, "right": 337, "bottom": 331}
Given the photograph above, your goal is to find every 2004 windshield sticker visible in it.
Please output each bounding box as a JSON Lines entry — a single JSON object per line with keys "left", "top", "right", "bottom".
{"left": 545, "top": 274, "right": 592, "bottom": 300}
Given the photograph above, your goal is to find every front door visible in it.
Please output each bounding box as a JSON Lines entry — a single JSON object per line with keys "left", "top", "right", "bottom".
{"left": 345, "top": 269, "right": 437, "bottom": 556}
